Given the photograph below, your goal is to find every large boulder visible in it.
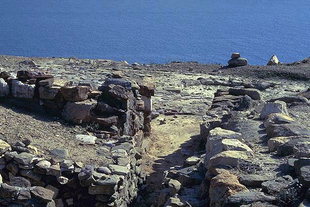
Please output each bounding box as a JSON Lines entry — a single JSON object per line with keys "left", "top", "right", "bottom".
{"left": 209, "top": 171, "right": 248, "bottom": 207}
{"left": 260, "top": 101, "right": 289, "bottom": 120}
{"left": 62, "top": 100, "right": 96, "bottom": 124}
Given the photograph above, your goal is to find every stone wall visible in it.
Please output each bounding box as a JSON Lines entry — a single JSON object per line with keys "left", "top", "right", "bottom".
{"left": 0, "top": 70, "right": 154, "bottom": 206}
{"left": 201, "top": 87, "right": 310, "bottom": 207}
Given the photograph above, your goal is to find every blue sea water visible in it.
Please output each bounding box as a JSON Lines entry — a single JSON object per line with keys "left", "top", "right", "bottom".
{"left": 0, "top": 0, "right": 309, "bottom": 65}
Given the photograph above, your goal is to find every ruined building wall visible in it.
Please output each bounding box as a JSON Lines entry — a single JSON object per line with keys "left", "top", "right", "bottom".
{"left": 0, "top": 70, "right": 154, "bottom": 207}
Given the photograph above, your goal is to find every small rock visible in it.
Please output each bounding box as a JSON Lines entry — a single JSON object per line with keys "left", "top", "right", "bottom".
{"left": 75, "top": 134, "right": 97, "bottom": 145}
{"left": 50, "top": 148, "right": 69, "bottom": 159}
{"left": 168, "top": 179, "right": 182, "bottom": 195}
{"left": 185, "top": 156, "right": 200, "bottom": 165}
{"left": 267, "top": 55, "right": 280, "bottom": 65}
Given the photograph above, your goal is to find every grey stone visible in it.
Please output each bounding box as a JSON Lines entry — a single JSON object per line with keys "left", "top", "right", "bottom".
{"left": 108, "top": 164, "right": 129, "bottom": 175}
{"left": 11, "top": 80, "right": 35, "bottom": 99}
{"left": 261, "top": 176, "right": 293, "bottom": 195}
{"left": 50, "top": 148, "right": 69, "bottom": 159}
{"left": 75, "top": 134, "right": 97, "bottom": 145}
{"left": 226, "top": 191, "right": 276, "bottom": 206}
{"left": 31, "top": 186, "right": 55, "bottom": 202}
{"left": 10, "top": 176, "right": 31, "bottom": 187}
{"left": 62, "top": 100, "right": 96, "bottom": 124}
{"left": 97, "top": 166, "right": 112, "bottom": 174}
{"left": 239, "top": 174, "right": 273, "bottom": 188}
{"left": 229, "top": 88, "right": 261, "bottom": 100}
{"left": 260, "top": 101, "right": 289, "bottom": 120}
{"left": 228, "top": 57, "right": 248, "bottom": 67}
{"left": 13, "top": 152, "right": 34, "bottom": 165}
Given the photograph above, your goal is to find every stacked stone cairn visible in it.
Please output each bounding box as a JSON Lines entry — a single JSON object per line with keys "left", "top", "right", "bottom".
{"left": 0, "top": 70, "right": 154, "bottom": 206}
{"left": 228, "top": 53, "right": 248, "bottom": 67}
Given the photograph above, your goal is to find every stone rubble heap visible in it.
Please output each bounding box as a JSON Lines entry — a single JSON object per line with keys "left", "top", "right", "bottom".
{"left": 0, "top": 70, "right": 155, "bottom": 206}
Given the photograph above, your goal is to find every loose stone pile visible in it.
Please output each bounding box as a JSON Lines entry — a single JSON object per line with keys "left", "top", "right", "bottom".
{"left": 0, "top": 70, "right": 154, "bottom": 206}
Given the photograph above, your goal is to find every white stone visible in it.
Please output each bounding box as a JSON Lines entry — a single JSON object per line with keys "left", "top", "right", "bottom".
{"left": 75, "top": 134, "right": 97, "bottom": 145}
{"left": 0, "top": 78, "right": 9, "bottom": 97}
{"left": 11, "top": 80, "right": 35, "bottom": 99}
{"left": 267, "top": 55, "right": 280, "bottom": 65}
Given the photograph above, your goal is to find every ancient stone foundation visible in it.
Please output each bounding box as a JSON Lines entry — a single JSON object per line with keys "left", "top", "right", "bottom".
{"left": 0, "top": 71, "right": 154, "bottom": 206}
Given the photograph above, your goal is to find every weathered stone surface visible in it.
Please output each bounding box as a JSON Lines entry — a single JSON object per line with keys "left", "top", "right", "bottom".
{"left": 209, "top": 171, "right": 248, "bottom": 207}
{"left": 226, "top": 191, "right": 276, "bottom": 206}
{"left": 61, "top": 86, "right": 90, "bottom": 102}
{"left": 39, "top": 86, "right": 60, "bottom": 100}
{"left": 266, "top": 124, "right": 310, "bottom": 138}
{"left": 75, "top": 134, "right": 97, "bottom": 145}
{"left": 261, "top": 176, "right": 293, "bottom": 195}
{"left": 94, "top": 116, "right": 118, "bottom": 127}
{"left": 264, "top": 113, "right": 295, "bottom": 128}
{"left": 0, "top": 78, "right": 9, "bottom": 97}
{"left": 228, "top": 58, "right": 248, "bottom": 67}
{"left": 50, "top": 148, "right": 69, "bottom": 159}
{"left": 31, "top": 186, "right": 55, "bottom": 202}
{"left": 10, "top": 176, "right": 31, "bottom": 187}
{"left": 268, "top": 137, "right": 291, "bottom": 152}
{"left": 0, "top": 139, "right": 11, "bottom": 154}
{"left": 239, "top": 174, "right": 273, "bottom": 188}
{"left": 228, "top": 88, "right": 261, "bottom": 100}
{"left": 270, "top": 96, "right": 309, "bottom": 104}
{"left": 277, "top": 137, "right": 310, "bottom": 157}
{"left": 89, "top": 177, "right": 118, "bottom": 195}
{"left": 208, "top": 150, "right": 252, "bottom": 170}
{"left": 267, "top": 55, "right": 280, "bottom": 65}
{"left": 62, "top": 100, "right": 96, "bottom": 124}
{"left": 108, "top": 164, "right": 129, "bottom": 175}
{"left": 13, "top": 152, "right": 34, "bottom": 165}
{"left": 260, "top": 101, "right": 289, "bottom": 120}
{"left": 11, "top": 80, "right": 35, "bottom": 99}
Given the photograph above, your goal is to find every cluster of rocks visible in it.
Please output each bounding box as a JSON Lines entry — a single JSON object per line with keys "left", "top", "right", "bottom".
{"left": 199, "top": 87, "right": 310, "bottom": 206}
{"left": 0, "top": 70, "right": 155, "bottom": 206}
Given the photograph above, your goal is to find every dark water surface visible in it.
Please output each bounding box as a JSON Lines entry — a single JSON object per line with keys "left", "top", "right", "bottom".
{"left": 0, "top": 0, "right": 309, "bottom": 64}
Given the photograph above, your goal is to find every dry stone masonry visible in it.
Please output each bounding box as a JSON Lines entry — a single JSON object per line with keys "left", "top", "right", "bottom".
{"left": 0, "top": 70, "right": 154, "bottom": 206}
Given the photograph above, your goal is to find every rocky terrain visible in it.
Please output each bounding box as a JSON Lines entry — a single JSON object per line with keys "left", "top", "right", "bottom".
{"left": 0, "top": 55, "right": 309, "bottom": 207}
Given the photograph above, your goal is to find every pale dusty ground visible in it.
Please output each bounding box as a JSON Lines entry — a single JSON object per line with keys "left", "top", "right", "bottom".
{"left": 142, "top": 115, "right": 202, "bottom": 188}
